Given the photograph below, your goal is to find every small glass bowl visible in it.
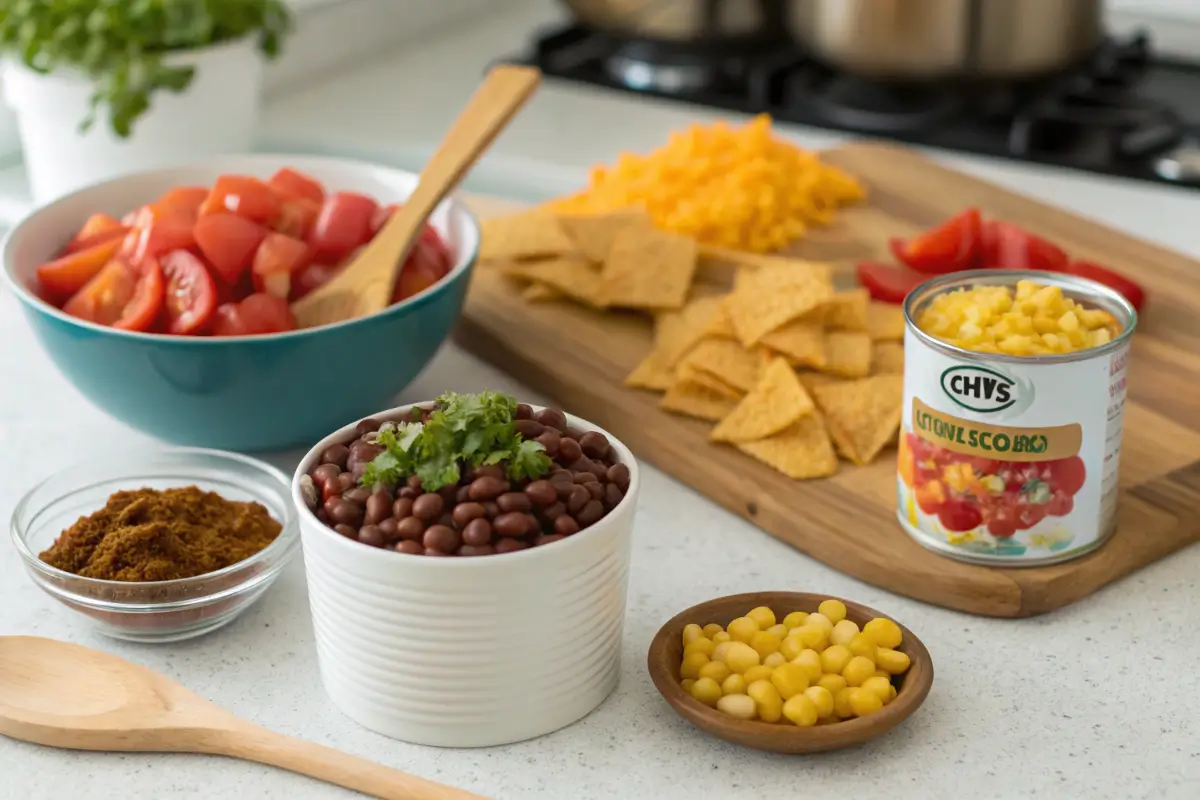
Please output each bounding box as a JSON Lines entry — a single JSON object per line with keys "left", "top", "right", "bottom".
{"left": 10, "top": 447, "right": 299, "bottom": 643}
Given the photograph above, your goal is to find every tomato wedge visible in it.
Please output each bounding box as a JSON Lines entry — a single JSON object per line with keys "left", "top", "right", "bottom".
{"left": 161, "top": 250, "right": 218, "bottom": 335}
{"left": 211, "top": 293, "right": 297, "bottom": 336}
{"left": 1065, "top": 261, "right": 1146, "bottom": 312}
{"left": 309, "top": 191, "right": 378, "bottom": 262}
{"left": 156, "top": 186, "right": 209, "bottom": 216}
{"left": 193, "top": 212, "right": 268, "bottom": 284}
{"left": 268, "top": 168, "right": 325, "bottom": 205}
{"left": 36, "top": 237, "right": 123, "bottom": 300}
{"left": 981, "top": 221, "right": 1069, "bottom": 272}
{"left": 64, "top": 213, "right": 128, "bottom": 255}
{"left": 292, "top": 263, "right": 339, "bottom": 300}
{"left": 856, "top": 262, "right": 930, "bottom": 304}
{"left": 274, "top": 198, "right": 320, "bottom": 240}
{"left": 890, "top": 208, "right": 982, "bottom": 274}
{"left": 252, "top": 232, "right": 313, "bottom": 298}
{"left": 124, "top": 205, "right": 196, "bottom": 268}
{"left": 62, "top": 259, "right": 163, "bottom": 331}
{"left": 200, "top": 175, "right": 282, "bottom": 225}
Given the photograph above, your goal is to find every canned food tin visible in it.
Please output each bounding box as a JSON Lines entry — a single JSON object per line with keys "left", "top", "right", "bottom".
{"left": 896, "top": 270, "right": 1136, "bottom": 566}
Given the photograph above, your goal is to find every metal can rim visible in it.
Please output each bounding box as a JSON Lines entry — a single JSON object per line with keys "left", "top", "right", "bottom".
{"left": 902, "top": 269, "right": 1138, "bottom": 364}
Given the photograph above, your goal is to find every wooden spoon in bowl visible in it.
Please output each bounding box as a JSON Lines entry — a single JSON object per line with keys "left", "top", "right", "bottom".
{"left": 291, "top": 65, "right": 541, "bottom": 328}
{"left": 0, "top": 636, "right": 487, "bottom": 800}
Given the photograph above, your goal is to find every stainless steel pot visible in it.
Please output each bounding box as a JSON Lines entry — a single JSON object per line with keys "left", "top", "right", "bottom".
{"left": 560, "top": 0, "right": 1105, "bottom": 80}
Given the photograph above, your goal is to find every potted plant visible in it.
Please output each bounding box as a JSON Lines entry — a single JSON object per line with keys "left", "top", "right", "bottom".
{"left": 0, "top": 0, "right": 292, "bottom": 204}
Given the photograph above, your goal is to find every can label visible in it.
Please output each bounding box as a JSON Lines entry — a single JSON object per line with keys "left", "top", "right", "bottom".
{"left": 897, "top": 327, "right": 1129, "bottom": 562}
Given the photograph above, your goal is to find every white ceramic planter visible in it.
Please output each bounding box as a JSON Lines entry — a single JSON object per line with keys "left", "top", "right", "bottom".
{"left": 292, "top": 405, "right": 639, "bottom": 748}
{"left": 2, "top": 36, "right": 263, "bottom": 205}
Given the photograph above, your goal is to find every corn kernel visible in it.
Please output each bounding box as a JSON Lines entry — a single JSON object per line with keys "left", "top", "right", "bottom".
{"left": 722, "top": 641, "right": 760, "bottom": 674}
{"left": 833, "top": 688, "right": 856, "bottom": 719}
{"left": 780, "top": 634, "right": 807, "bottom": 661}
{"left": 698, "top": 661, "right": 731, "bottom": 684}
{"left": 716, "top": 693, "right": 757, "bottom": 720}
{"left": 876, "top": 648, "right": 912, "bottom": 675}
{"left": 817, "top": 599, "right": 847, "bottom": 624}
{"left": 830, "top": 619, "right": 859, "bottom": 646}
{"left": 804, "top": 685, "right": 835, "bottom": 718}
{"left": 782, "top": 611, "right": 809, "bottom": 629}
{"left": 805, "top": 612, "right": 834, "bottom": 633}
{"left": 680, "top": 652, "right": 710, "bottom": 680}
{"left": 681, "top": 623, "right": 704, "bottom": 646}
{"left": 750, "top": 630, "right": 782, "bottom": 659}
{"left": 819, "top": 644, "right": 853, "bottom": 675}
{"left": 690, "top": 677, "right": 722, "bottom": 707}
{"left": 763, "top": 652, "right": 786, "bottom": 668}
{"left": 792, "top": 649, "right": 824, "bottom": 681}
{"left": 793, "top": 625, "right": 828, "bottom": 651}
{"left": 683, "top": 638, "right": 715, "bottom": 658}
{"left": 843, "top": 656, "right": 877, "bottom": 687}
{"left": 701, "top": 623, "right": 724, "bottom": 639}
{"left": 861, "top": 676, "right": 893, "bottom": 704}
{"left": 747, "top": 679, "right": 783, "bottom": 723}
{"left": 721, "top": 674, "right": 748, "bottom": 695}
{"left": 782, "top": 693, "right": 819, "bottom": 727}
{"left": 874, "top": 670, "right": 890, "bottom": 679}
{"left": 742, "top": 665, "right": 774, "bottom": 684}
{"left": 847, "top": 633, "right": 878, "bottom": 661}
{"left": 817, "top": 673, "right": 847, "bottom": 695}
{"left": 746, "top": 606, "right": 776, "bottom": 629}
{"left": 728, "top": 616, "right": 759, "bottom": 644}
{"left": 680, "top": 678, "right": 695, "bottom": 693}
{"left": 712, "top": 630, "right": 732, "bottom": 644}
{"left": 765, "top": 623, "right": 790, "bottom": 639}
{"left": 770, "top": 663, "right": 810, "bottom": 699}
{"left": 848, "top": 688, "right": 884, "bottom": 717}
{"left": 863, "top": 618, "right": 903, "bottom": 649}
{"left": 712, "top": 642, "right": 733, "bottom": 663}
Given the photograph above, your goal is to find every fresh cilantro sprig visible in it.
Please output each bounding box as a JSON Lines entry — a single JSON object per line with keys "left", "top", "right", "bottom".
{"left": 0, "top": 0, "right": 292, "bottom": 138}
{"left": 360, "top": 391, "right": 553, "bottom": 492}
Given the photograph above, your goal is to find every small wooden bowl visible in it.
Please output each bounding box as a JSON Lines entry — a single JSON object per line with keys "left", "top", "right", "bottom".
{"left": 647, "top": 592, "right": 934, "bottom": 754}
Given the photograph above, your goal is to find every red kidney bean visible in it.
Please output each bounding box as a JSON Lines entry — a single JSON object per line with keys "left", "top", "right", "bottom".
{"left": 394, "top": 540, "right": 424, "bottom": 555}
{"left": 398, "top": 486, "right": 419, "bottom": 500}
{"left": 329, "top": 499, "right": 364, "bottom": 527}
{"left": 513, "top": 419, "right": 544, "bottom": 439}
{"left": 336, "top": 473, "right": 357, "bottom": 493}
{"left": 539, "top": 501, "right": 566, "bottom": 522}
{"left": 549, "top": 469, "right": 573, "bottom": 485}
{"left": 468, "top": 476, "right": 509, "bottom": 500}
{"left": 534, "top": 408, "right": 567, "bottom": 431}
{"left": 483, "top": 500, "right": 501, "bottom": 518}
{"left": 606, "top": 463, "right": 630, "bottom": 491}
{"left": 535, "top": 534, "right": 565, "bottom": 547}
{"left": 525, "top": 513, "right": 543, "bottom": 534}
{"left": 579, "top": 431, "right": 610, "bottom": 459}
{"left": 333, "top": 524, "right": 357, "bottom": 539}
{"left": 355, "top": 418, "right": 382, "bottom": 437}
{"left": 424, "top": 548, "right": 452, "bottom": 557}
{"left": 406, "top": 475, "right": 423, "bottom": 492}
{"left": 437, "top": 513, "right": 456, "bottom": 529}
{"left": 321, "top": 444, "right": 351, "bottom": 469}
{"left": 412, "top": 493, "right": 444, "bottom": 522}
{"left": 323, "top": 495, "right": 343, "bottom": 517}
{"left": 458, "top": 544, "right": 496, "bottom": 557}
{"left": 497, "top": 492, "right": 531, "bottom": 513}
{"left": 524, "top": 480, "right": 557, "bottom": 507}
{"left": 573, "top": 470, "right": 598, "bottom": 485}
{"left": 316, "top": 509, "right": 329, "bottom": 524}
{"left": 588, "top": 460, "right": 609, "bottom": 478}
{"left": 515, "top": 403, "right": 533, "bottom": 420}
{"left": 566, "top": 486, "right": 589, "bottom": 515}
{"left": 557, "top": 437, "right": 582, "bottom": 463}
{"left": 358, "top": 525, "right": 387, "bottom": 547}
{"left": 535, "top": 429, "right": 561, "bottom": 457}
{"left": 452, "top": 502, "right": 486, "bottom": 528}
{"left": 395, "top": 516, "right": 425, "bottom": 541}
{"left": 586, "top": 482, "right": 604, "bottom": 501}
{"left": 378, "top": 517, "right": 399, "bottom": 542}
{"left": 493, "top": 512, "right": 531, "bottom": 538}
{"left": 343, "top": 486, "right": 371, "bottom": 505}
{"left": 462, "top": 518, "right": 493, "bottom": 546}
{"left": 313, "top": 463, "right": 341, "bottom": 487}
{"left": 603, "top": 483, "right": 624, "bottom": 510}
{"left": 365, "top": 491, "right": 392, "bottom": 525}
{"left": 392, "top": 496, "right": 414, "bottom": 519}
{"left": 455, "top": 485, "right": 471, "bottom": 504}
{"left": 554, "top": 515, "right": 581, "bottom": 536}
{"left": 577, "top": 500, "right": 605, "bottom": 528}
{"left": 438, "top": 484, "right": 459, "bottom": 506}
{"left": 299, "top": 475, "right": 320, "bottom": 510}
{"left": 423, "top": 525, "right": 461, "bottom": 553}
{"left": 474, "top": 464, "right": 506, "bottom": 481}
{"left": 494, "top": 537, "right": 529, "bottom": 554}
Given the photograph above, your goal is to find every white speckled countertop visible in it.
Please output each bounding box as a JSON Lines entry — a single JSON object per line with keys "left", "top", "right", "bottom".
{"left": 2, "top": 2, "right": 1199, "bottom": 799}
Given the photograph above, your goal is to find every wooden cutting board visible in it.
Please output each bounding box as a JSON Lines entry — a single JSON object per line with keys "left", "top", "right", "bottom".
{"left": 454, "top": 141, "right": 1200, "bottom": 618}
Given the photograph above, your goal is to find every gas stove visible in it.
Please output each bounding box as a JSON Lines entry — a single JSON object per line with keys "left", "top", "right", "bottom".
{"left": 514, "top": 24, "right": 1200, "bottom": 189}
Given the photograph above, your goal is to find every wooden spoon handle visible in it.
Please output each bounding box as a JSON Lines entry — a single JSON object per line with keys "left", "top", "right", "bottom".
{"left": 220, "top": 724, "right": 489, "bottom": 800}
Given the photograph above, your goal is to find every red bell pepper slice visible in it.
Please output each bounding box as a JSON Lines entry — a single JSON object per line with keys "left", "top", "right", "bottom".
{"left": 890, "top": 208, "right": 982, "bottom": 274}
{"left": 981, "top": 221, "right": 1069, "bottom": 272}
{"left": 856, "top": 262, "right": 930, "bottom": 305}
{"left": 1064, "top": 261, "right": 1146, "bottom": 312}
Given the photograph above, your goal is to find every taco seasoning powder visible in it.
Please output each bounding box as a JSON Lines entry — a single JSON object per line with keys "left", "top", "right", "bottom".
{"left": 896, "top": 270, "right": 1135, "bottom": 566}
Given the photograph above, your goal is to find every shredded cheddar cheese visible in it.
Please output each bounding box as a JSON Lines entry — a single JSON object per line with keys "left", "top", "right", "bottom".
{"left": 548, "top": 115, "right": 865, "bottom": 253}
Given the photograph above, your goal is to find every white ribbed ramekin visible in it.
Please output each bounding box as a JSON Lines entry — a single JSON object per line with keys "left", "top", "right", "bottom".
{"left": 292, "top": 403, "right": 637, "bottom": 747}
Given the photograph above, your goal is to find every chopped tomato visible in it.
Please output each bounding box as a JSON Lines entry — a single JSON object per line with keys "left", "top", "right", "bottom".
{"left": 156, "top": 186, "right": 209, "bottom": 217}
{"left": 63, "top": 259, "right": 162, "bottom": 331}
{"left": 890, "top": 208, "right": 982, "bottom": 274}
{"left": 193, "top": 212, "right": 268, "bottom": 284}
{"left": 200, "top": 175, "right": 282, "bottom": 225}
{"left": 36, "top": 237, "right": 123, "bottom": 300}
{"left": 937, "top": 499, "right": 982, "bottom": 532}
{"left": 1046, "top": 456, "right": 1086, "bottom": 496}
{"left": 273, "top": 198, "right": 320, "bottom": 240}
{"left": 252, "top": 232, "right": 313, "bottom": 299}
{"left": 371, "top": 203, "right": 400, "bottom": 236}
{"left": 64, "top": 213, "right": 128, "bottom": 255}
{"left": 292, "top": 263, "right": 339, "bottom": 300}
{"left": 123, "top": 205, "right": 196, "bottom": 268}
{"left": 161, "top": 250, "right": 218, "bottom": 335}
{"left": 211, "top": 293, "right": 296, "bottom": 336}
{"left": 856, "top": 262, "right": 929, "bottom": 304}
{"left": 981, "top": 221, "right": 1069, "bottom": 272}
{"left": 391, "top": 226, "right": 453, "bottom": 302}
{"left": 268, "top": 168, "right": 325, "bottom": 205}
{"left": 393, "top": 261, "right": 442, "bottom": 303}
{"left": 309, "top": 191, "right": 378, "bottom": 262}
{"left": 1064, "top": 261, "right": 1146, "bottom": 312}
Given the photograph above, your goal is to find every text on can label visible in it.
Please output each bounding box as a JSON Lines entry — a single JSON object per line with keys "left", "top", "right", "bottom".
{"left": 940, "top": 365, "right": 1022, "bottom": 413}
{"left": 912, "top": 398, "right": 1081, "bottom": 462}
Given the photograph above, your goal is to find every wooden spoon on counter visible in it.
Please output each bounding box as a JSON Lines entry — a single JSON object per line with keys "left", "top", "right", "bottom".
{"left": 0, "top": 636, "right": 487, "bottom": 800}
{"left": 291, "top": 64, "right": 541, "bottom": 328}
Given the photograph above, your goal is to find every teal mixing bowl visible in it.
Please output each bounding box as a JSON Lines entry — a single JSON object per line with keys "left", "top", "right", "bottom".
{"left": 0, "top": 155, "right": 480, "bottom": 451}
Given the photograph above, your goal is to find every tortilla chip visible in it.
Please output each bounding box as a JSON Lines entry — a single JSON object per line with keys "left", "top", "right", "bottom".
{"left": 676, "top": 362, "right": 742, "bottom": 398}
{"left": 824, "top": 289, "right": 870, "bottom": 331}
{"left": 821, "top": 331, "right": 872, "bottom": 378}
{"left": 711, "top": 357, "right": 815, "bottom": 442}
{"left": 624, "top": 306, "right": 713, "bottom": 391}
{"left": 867, "top": 301, "right": 906, "bottom": 341}
{"left": 871, "top": 342, "right": 905, "bottom": 375}
{"left": 660, "top": 380, "right": 739, "bottom": 421}
{"left": 521, "top": 282, "right": 561, "bottom": 302}
{"left": 724, "top": 262, "right": 835, "bottom": 347}
{"left": 760, "top": 319, "right": 826, "bottom": 368}
{"left": 811, "top": 376, "right": 904, "bottom": 466}
{"left": 558, "top": 211, "right": 651, "bottom": 263}
{"left": 735, "top": 412, "right": 838, "bottom": 480}
{"left": 678, "top": 339, "right": 762, "bottom": 393}
{"left": 797, "top": 371, "right": 841, "bottom": 395}
{"left": 480, "top": 210, "right": 576, "bottom": 261}
{"left": 500, "top": 257, "right": 606, "bottom": 308}
{"left": 625, "top": 352, "right": 675, "bottom": 392}
{"left": 597, "top": 226, "right": 697, "bottom": 310}
{"left": 703, "top": 300, "right": 738, "bottom": 339}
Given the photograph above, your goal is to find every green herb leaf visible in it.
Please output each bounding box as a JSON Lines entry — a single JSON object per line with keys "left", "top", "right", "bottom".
{"left": 509, "top": 439, "right": 553, "bottom": 482}
{"left": 0, "top": 0, "right": 292, "bottom": 138}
